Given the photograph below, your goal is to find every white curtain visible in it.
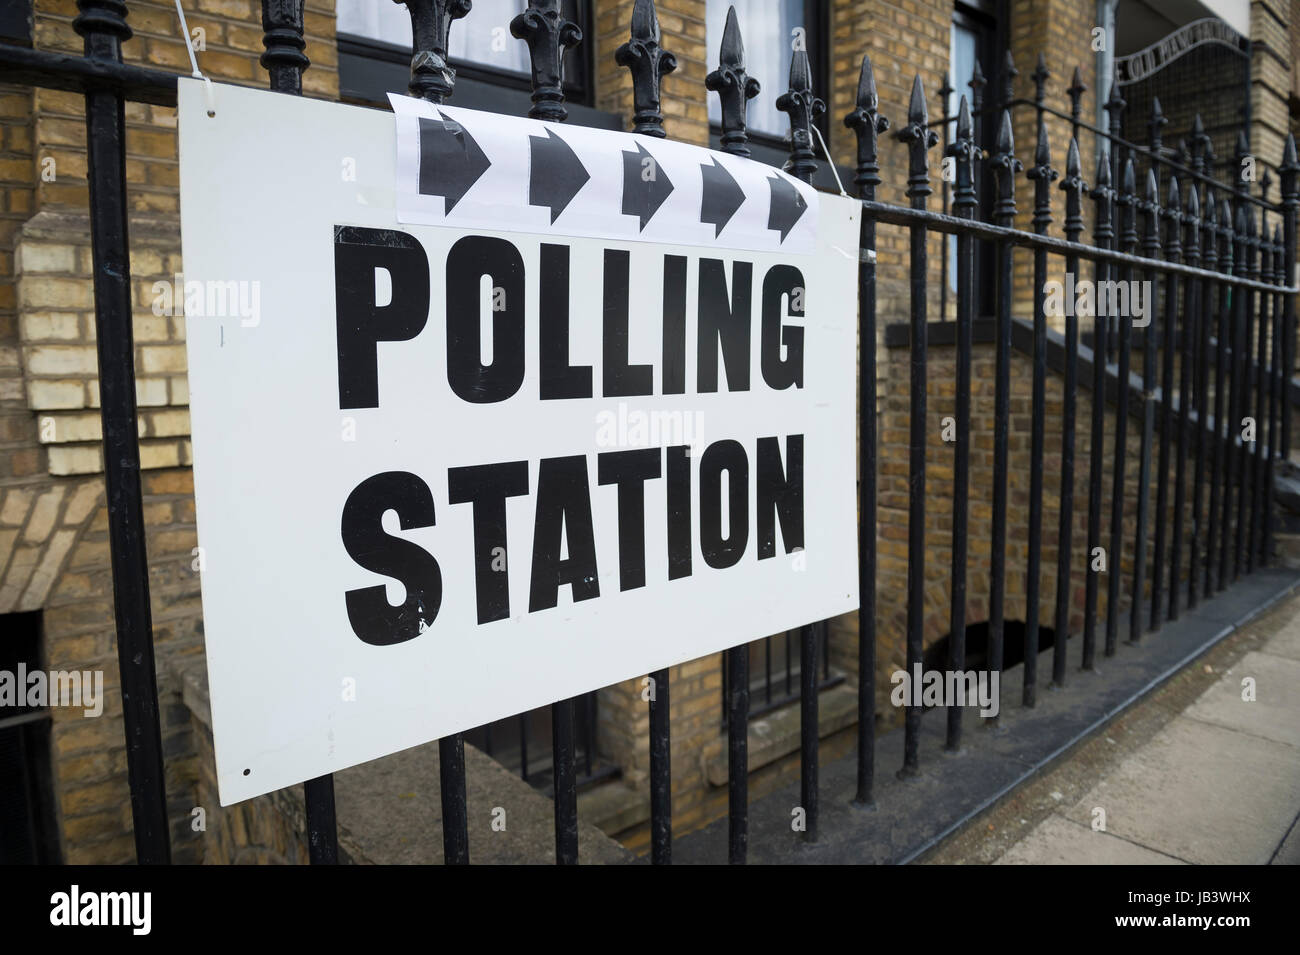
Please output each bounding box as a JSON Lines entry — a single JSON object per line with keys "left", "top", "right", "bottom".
{"left": 337, "top": 0, "right": 530, "bottom": 74}
{"left": 705, "top": 0, "right": 802, "bottom": 137}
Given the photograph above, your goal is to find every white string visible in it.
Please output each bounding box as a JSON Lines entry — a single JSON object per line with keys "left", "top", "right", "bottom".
{"left": 811, "top": 123, "right": 848, "bottom": 197}
{"left": 173, "top": 0, "right": 216, "bottom": 117}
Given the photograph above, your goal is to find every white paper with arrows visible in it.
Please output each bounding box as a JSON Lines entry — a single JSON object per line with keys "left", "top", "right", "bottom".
{"left": 390, "top": 94, "right": 819, "bottom": 255}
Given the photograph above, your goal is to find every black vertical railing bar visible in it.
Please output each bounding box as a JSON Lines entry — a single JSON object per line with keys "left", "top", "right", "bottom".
{"left": 1218, "top": 199, "right": 1242, "bottom": 587}
{"left": 1185, "top": 114, "right": 1212, "bottom": 610}
{"left": 1234, "top": 203, "right": 1258, "bottom": 579}
{"left": 1148, "top": 102, "right": 1174, "bottom": 628}
{"left": 1222, "top": 198, "right": 1249, "bottom": 585}
{"left": 1149, "top": 170, "right": 1179, "bottom": 632}
{"left": 706, "top": 4, "right": 758, "bottom": 859}
{"left": 1082, "top": 150, "right": 1113, "bottom": 672}
{"left": 1130, "top": 166, "right": 1161, "bottom": 645}
{"left": 944, "top": 94, "right": 976, "bottom": 740}
{"left": 1246, "top": 203, "right": 1266, "bottom": 572}
{"left": 398, "top": 0, "right": 473, "bottom": 865}
{"left": 1263, "top": 224, "right": 1285, "bottom": 564}
{"left": 1104, "top": 79, "right": 1126, "bottom": 363}
{"left": 1144, "top": 100, "right": 1175, "bottom": 639}
{"left": 512, "top": 0, "right": 583, "bottom": 864}
{"left": 617, "top": 0, "right": 677, "bottom": 866}
{"left": 1280, "top": 137, "right": 1299, "bottom": 467}
{"left": 1207, "top": 196, "right": 1234, "bottom": 594}
{"left": 895, "top": 74, "right": 937, "bottom": 769}
{"left": 969, "top": 60, "right": 987, "bottom": 323}
{"left": 519, "top": 711, "right": 529, "bottom": 782}
{"left": 1189, "top": 186, "right": 1217, "bottom": 609}
{"left": 264, "top": 0, "right": 340, "bottom": 867}
{"left": 1023, "top": 54, "right": 1055, "bottom": 706}
{"left": 69, "top": 0, "right": 172, "bottom": 867}
{"left": 1054, "top": 66, "right": 1085, "bottom": 685}
{"left": 1169, "top": 180, "right": 1199, "bottom": 620}
{"left": 647, "top": 669, "right": 670, "bottom": 863}
{"left": 987, "top": 107, "right": 1020, "bottom": 722}
{"left": 1054, "top": 135, "right": 1084, "bottom": 686}
{"left": 302, "top": 774, "right": 339, "bottom": 864}
{"left": 1247, "top": 186, "right": 1271, "bottom": 573}
{"left": 1223, "top": 132, "right": 1250, "bottom": 584}
{"left": 1106, "top": 157, "right": 1137, "bottom": 656}
{"left": 939, "top": 72, "right": 953, "bottom": 322}
{"left": 845, "top": 53, "right": 887, "bottom": 799}
{"left": 778, "top": 43, "right": 825, "bottom": 836}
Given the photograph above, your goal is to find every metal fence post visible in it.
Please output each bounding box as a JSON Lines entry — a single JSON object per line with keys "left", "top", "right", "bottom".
{"left": 73, "top": 0, "right": 171, "bottom": 866}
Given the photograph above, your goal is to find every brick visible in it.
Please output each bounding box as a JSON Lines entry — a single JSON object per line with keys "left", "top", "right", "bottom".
{"left": 17, "top": 242, "right": 76, "bottom": 274}
{"left": 24, "top": 486, "right": 65, "bottom": 542}
{"left": 20, "top": 312, "right": 81, "bottom": 340}
{"left": 25, "top": 344, "right": 97, "bottom": 376}
{"left": 27, "top": 379, "right": 86, "bottom": 410}
{"left": 18, "top": 276, "right": 92, "bottom": 310}
{"left": 47, "top": 445, "right": 104, "bottom": 476}
{"left": 140, "top": 345, "right": 187, "bottom": 374}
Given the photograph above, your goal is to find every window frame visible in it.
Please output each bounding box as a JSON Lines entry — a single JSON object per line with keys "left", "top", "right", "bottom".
{"left": 337, "top": 0, "right": 619, "bottom": 129}
{"left": 705, "top": 0, "right": 833, "bottom": 178}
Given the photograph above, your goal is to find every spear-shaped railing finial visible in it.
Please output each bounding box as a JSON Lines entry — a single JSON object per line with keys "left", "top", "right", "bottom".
{"left": 1001, "top": 49, "right": 1017, "bottom": 110}
{"left": 948, "top": 94, "right": 978, "bottom": 217}
{"left": 1188, "top": 114, "right": 1210, "bottom": 175}
{"left": 991, "top": 108, "right": 1022, "bottom": 225}
{"left": 1282, "top": 134, "right": 1300, "bottom": 208}
{"left": 1164, "top": 175, "right": 1182, "bottom": 258}
{"left": 1118, "top": 156, "right": 1138, "bottom": 251}
{"left": 512, "top": 0, "right": 583, "bottom": 122}
{"left": 1031, "top": 52, "right": 1049, "bottom": 107}
{"left": 1067, "top": 66, "right": 1085, "bottom": 128}
{"left": 1234, "top": 129, "right": 1251, "bottom": 193}
{"left": 844, "top": 53, "right": 889, "bottom": 196}
{"left": 616, "top": 0, "right": 677, "bottom": 137}
{"left": 895, "top": 74, "right": 939, "bottom": 201}
{"left": 1140, "top": 166, "right": 1161, "bottom": 257}
{"left": 1060, "top": 136, "right": 1085, "bottom": 242}
{"left": 777, "top": 45, "right": 825, "bottom": 181}
{"left": 1027, "top": 112, "right": 1057, "bottom": 232}
{"left": 1147, "top": 96, "right": 1167, "bottom": 153}
{"left": 1183, "top": 176, "right": 1201, "bottom": 261}
{"left": 706, "top": 5, "right": 760, "bottom": 157}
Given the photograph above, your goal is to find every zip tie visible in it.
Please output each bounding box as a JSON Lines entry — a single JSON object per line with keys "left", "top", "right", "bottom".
{"left": 173, "top": 0, "right": 216, "bottom": 117}
{"left": 811, "top": 124, "right": 848, "bottom": 197}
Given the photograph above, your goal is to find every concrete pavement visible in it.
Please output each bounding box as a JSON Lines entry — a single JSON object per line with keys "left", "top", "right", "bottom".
{"left": 929, "top": 589, "right": 1300, "bottom": 865}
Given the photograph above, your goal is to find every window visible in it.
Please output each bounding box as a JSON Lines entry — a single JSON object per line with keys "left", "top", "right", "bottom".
{"left": 0, "top": 612, "right": 60, "bottom": 864}
{"left": 339, "top": 0, "right": 534, "bottom": 82}
{"left": 722, "top": 629, "right": 841, "bottom": 724}
{"left": 947, "top": 0, "right": 1001, "bottom": 317}
{"left": 704, "top": 0, "right": 831, "bottom": 174}
{"left": 337, "top": 0, "right": 619, "bottom": 128}
{"left": 0, "top": 0, "right": 30, "bottom": 46}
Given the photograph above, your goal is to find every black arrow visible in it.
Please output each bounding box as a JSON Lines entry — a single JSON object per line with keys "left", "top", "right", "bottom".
{"left": 528, "top": 128, "right": 590, "bottom": 224}
{"left": 621, "top": 141, "right": 674, "bottom": 231}
{"left": 766, "top": 174, "right": 808, "bottom": 242}
{"left": 417, "top": 113, "right": 490, "bottom": 214}
{"left": 699, "top": 157, "right": 745, "bottom": 237}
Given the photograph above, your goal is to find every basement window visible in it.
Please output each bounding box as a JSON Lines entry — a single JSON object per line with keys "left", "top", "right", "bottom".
{"left": 0, "top": 611, "right": 61, "bottom": 864}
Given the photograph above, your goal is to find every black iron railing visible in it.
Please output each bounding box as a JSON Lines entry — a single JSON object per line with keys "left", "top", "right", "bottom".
{"left": 0, "top": 0, "right": 1295, "bottom": 867}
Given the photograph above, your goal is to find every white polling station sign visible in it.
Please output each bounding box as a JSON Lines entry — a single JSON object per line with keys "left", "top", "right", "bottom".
{"left": 177, "top": 78, "right": 860, "bottom": 805}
